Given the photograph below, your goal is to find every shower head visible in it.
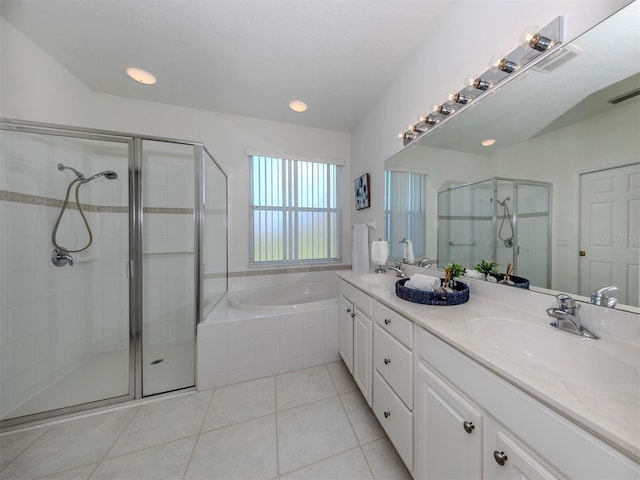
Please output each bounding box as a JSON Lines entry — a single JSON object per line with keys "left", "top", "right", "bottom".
{"left": 57, "top": 163, "right": 85, "bottom": 180}
{"left": 496, "top": 197, "right": 511, "bottom": 207}
{"left": 82, "top": 170, "right": 118, "bottom": 183}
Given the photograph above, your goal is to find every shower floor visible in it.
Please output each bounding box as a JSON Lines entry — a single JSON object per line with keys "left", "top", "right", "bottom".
{"left": 4, "top": 339, "right": 194, "bottom": 422}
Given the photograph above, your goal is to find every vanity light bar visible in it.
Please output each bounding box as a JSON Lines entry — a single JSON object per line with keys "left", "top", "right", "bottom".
{"left": 399, "top": 17, "right": 563, "bottom": 147}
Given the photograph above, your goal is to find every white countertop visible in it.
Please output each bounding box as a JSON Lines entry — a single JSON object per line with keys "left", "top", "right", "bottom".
{"left": 337, "top": 270, "right": 640, "bottom": 463}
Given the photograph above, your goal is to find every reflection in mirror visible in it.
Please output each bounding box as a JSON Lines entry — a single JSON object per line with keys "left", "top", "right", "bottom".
{"left": 437, "top": 177, "right": 551, "bottom": 288}
{"left": 384, "top": 169, "right": 427, "bottom": 261}
{"left": 384, "top": 2, "right": 639, "bottom": 310}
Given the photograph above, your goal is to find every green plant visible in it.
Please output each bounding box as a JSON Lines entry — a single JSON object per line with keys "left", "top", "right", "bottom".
{"left": 446, "top": 263, "right": 465, "bottom": 279}
{"left": 474, "top": 260, "right": 499, "bottom": 276}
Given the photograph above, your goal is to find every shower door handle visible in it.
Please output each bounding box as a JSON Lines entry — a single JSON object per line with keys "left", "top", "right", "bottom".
{"left": 126, "top": 260, "right": 134, "bottom": 279}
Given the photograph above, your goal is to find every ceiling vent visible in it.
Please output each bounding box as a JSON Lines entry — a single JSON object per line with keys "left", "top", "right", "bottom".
{"left": 608, "top": 88, "right": 640, "bottom": 105}
{"left": 533, "top": 48, "right": 578, "bottom": 73}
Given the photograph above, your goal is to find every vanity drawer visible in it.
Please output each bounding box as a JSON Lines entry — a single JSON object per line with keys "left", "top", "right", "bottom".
{"left": 374, "top": 301, "right": 413, "bottom": 349}
{"left": 339, "top": 281, "right": 373, "bottom": 318}
{"left": 373, "top": 324, "right": 413, "bottom": 409}
{"left": 373, "top": 370, "right": 413, "bottom": 471}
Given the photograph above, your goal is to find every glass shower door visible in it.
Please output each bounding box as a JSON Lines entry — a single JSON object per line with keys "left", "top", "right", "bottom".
{"left": 140, "top": 140, "right": 195, "bottom": 396}
{"left": 0, "top": 126, "right": 132, "bottom": 423}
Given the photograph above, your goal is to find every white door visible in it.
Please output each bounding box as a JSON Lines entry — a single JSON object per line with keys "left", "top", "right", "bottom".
{"left": 579, "top": 163, "right": 640, "bottom": 307}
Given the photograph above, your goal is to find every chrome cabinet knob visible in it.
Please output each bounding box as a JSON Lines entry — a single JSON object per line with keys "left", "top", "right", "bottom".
{"left": 346, "top": 308, "right": 352, "bottom": 313}
{"left": 384, "top": 411, "right": 391, "bottom": 418}
{"left": 384, "top": 358, "right": 391, "bottom": 365}
{"left": 463, "top": 421, "right": 475, "bottom": 434}
{"left": 493, "top": 450, "right": 508, "bottom": 466}
{"left": 384, "top": 318, "right": 391, "bottom": 325}
{"left": 351, "top": 312, "right": 356, "bottom": 318}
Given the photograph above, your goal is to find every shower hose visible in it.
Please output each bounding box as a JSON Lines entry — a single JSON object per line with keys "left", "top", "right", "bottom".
{"left": 51, "top": 178, "right": 93, "bottom": 253}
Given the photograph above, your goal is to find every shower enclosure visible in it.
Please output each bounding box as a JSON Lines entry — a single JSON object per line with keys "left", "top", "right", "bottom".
{"left": 0, "top": 119, "right": 228, "bottom": 426}
{"left": 438, "top": 177, "right": 551, "bottom": 288}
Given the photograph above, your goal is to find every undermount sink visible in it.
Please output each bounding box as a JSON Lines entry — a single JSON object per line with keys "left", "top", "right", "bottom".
{"left": 469, "top": 317, "right": 639, "bottom": 387}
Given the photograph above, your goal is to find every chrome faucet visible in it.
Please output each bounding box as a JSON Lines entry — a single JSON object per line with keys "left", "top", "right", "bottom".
{"left": 590, "top": 286, "right": 618, "bottom": 308}
{"left": 546, "top": 294, "right": 600, "bottom": 339}
{"left": 418, "top": 258, "right": 433, "bottom": 268}
{"left": 51, "top": 248, "right": 74, "bottom": 267}
{"left": 388, "top": 261, "right": 408, "bottom": 278}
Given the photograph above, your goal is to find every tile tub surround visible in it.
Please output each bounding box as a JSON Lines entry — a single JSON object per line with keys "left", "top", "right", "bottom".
{"left": 338, "top": 269, "right": 640, "bottom": 463}
{"left": 198, "top": 287, "right": 340, "bottom": 390}
{"left": 0, "top": 364, "right": 411, "bottom": 480}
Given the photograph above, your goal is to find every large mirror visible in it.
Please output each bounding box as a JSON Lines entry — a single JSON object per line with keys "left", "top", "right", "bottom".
{"left": 385, "top": 2, "right": 639, "bottom": 310}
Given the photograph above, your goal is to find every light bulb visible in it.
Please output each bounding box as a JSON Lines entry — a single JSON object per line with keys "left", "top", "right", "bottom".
{"left": 489, "top": 55, "right": 517, "bottom": 73}
{"left": 465, "top": 75, "right": 490, "bottom": 91}
{"left": 519, "top": 26, "right": 552, "bottom": 51}
{"left": 449, "top": 92, "right": 469, "bottom": 104}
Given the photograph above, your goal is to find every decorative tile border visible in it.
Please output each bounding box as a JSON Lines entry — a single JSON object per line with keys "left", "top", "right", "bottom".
{"left": 0, "top": 190, "right": 193, "bottom": 214}
{"left": 228, "top": 264, "right": 351, "bottom": 278}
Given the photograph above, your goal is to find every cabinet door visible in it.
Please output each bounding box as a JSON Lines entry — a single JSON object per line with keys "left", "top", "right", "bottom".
{"left": 338, "top": 296, "right": 354, "bottom": 373}
{"left": 485, "top": 416, "right": 561, "bottom": 480}
{"left": 353, "top": 309, "right": 373, "bottom": 405}
{"left": 416, "top": 362, "right": 482, "bottom": 480}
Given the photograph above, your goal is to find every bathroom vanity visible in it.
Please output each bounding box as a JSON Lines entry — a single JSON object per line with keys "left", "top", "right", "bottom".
{"left": 337, "top": 270, "right": 639, "bottom": 479}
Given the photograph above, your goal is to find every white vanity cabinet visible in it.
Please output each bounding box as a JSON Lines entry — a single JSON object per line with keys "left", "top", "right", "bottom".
{"left": 415, "top": 361, "right": 483, "bottom": 479}
{"left": 372, "top": 301, "right": 414, "bottom": 471}
{"left": 338, "top": 296, "right": 354, "bottom": 374}
{"left": 418, "top": 326, "right": 640, "bottom": 480}
{"left": 338, "top": 281, "right": 374, "bottom": 405}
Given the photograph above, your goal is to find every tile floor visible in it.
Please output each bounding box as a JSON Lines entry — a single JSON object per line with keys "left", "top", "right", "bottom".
{"left": 0, "top": 362, "right": 412, "bottom": 480}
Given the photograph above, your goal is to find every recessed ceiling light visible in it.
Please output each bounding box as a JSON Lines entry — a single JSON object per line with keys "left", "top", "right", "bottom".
{"left": 289, "top": 100, "right": 308, "bottom": 113}
{"left": 126, "top": 67, "right": 157, "bottom": 85}
{"left": 481, "top": 138, "right": 496, "bottom": 147}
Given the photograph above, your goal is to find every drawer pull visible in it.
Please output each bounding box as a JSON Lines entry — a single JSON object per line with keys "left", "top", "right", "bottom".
{"left": 384, "top": 318, "right": 391, "bottom": 325}
{"left": 463, "top": 421, "right": 475, "bottom": 434}
{"left": 493, "top": 451, "right": 508, "bottom": 466}
{"left": 384, "top": 358, "right": 391, "bottom": 365}
{"left": 351, "top": 312, "right": 356, "bottom": 318}
{"left": 383, "top": 411, "right": 391, "bottom": 418}
{"left": 346, "top": 308, "right": 352, "bottom": 313}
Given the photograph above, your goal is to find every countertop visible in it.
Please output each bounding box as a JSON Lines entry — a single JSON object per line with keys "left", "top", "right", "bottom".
{"left": 337, "top": 270, "right": 640, "bottom": 463}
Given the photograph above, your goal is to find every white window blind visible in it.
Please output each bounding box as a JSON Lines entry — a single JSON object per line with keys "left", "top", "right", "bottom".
{"left": 384, "top": 170, "right": 426, "bottom": 259}
{"left": 250, "top": 155, "right": 342, "bottom": 265}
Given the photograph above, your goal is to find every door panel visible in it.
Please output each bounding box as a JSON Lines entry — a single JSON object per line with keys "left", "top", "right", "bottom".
{"left": 580, "top": 164, "right": 640, "bottom": 306}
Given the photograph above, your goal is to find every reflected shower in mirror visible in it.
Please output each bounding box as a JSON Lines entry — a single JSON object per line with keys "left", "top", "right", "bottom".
{"left": 385, "top": 2, "right": 639, "bottom": 309}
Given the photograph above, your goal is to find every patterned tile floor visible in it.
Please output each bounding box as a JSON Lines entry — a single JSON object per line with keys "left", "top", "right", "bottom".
{"left": 0, "top": 362, "right": 411, "bottom": 480}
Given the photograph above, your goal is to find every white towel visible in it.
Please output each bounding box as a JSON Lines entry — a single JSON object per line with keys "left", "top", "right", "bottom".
{"left": 352, "top": 224, "right": 370, "bottom": 272}
{"left": 371, "top": 241, "right": 389, "bottom": 264}
{"left": 464, "top": 268, "right": 485, "bottom": 280}
{"left": 408, "top": 273, "right": 441, "bottom": 291}
{"left": 403, "top": 239, "right": 415, "bottom": 264}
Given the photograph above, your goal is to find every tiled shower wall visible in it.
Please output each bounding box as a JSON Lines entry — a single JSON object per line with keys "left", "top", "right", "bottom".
{"left": 0, "top": 132, "right": 199, "bottom": 418}
{"left": 141, "top": 141, "right": 195, "bottom": 347}
{"left": 0, "top": 130, "right": 129, "bottom": 418}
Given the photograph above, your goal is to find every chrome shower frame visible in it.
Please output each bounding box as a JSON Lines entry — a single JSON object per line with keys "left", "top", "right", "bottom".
{"left": 0, "top": 117, "right": 228, "bottom": 428}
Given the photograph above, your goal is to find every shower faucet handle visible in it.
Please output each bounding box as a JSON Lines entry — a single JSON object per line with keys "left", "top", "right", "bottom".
{"left": 51, "top": 248, "right": 74, "bottom": 267}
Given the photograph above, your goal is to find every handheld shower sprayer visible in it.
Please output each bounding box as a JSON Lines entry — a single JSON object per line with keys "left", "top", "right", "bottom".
{"left": 51, "top": 163, "right": 119, "bottom": 266}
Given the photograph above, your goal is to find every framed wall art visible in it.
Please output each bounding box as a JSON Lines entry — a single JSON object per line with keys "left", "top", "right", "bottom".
{"left": 354, "top": 173, "right": 370, "bottom": 210}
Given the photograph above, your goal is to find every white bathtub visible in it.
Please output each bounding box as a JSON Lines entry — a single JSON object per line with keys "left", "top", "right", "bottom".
{"left": 228, "top": 282, "right": 338, "bottom": 312}
{"left": 198, "top": 280, "right": 340, "bottom": 390}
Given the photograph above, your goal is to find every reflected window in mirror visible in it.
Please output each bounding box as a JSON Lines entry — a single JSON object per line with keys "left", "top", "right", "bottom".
{"left": 384, "top": 170, "right": 426, "bottom": 261}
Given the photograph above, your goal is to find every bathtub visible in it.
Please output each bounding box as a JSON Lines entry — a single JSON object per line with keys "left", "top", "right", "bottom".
{"left": 228, "top": 282, "right": 338, "bottom": 312}
{"left": 198, "top": 280, "right": 340, "bottom": 390}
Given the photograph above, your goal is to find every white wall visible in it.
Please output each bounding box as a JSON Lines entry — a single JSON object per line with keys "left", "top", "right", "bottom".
{"left": 0, "top": 17, "right": 352, "bottom": 275}
{"left": 351, "top": 0, "right": 631, "bottom": 247}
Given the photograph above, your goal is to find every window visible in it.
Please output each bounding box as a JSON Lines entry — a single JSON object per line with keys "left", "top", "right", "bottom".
{"left": 250, "top": 155, "right": 342, "bottom": 265}
{"left": 384, "top": 170, "right": 426, "bottom": 259}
